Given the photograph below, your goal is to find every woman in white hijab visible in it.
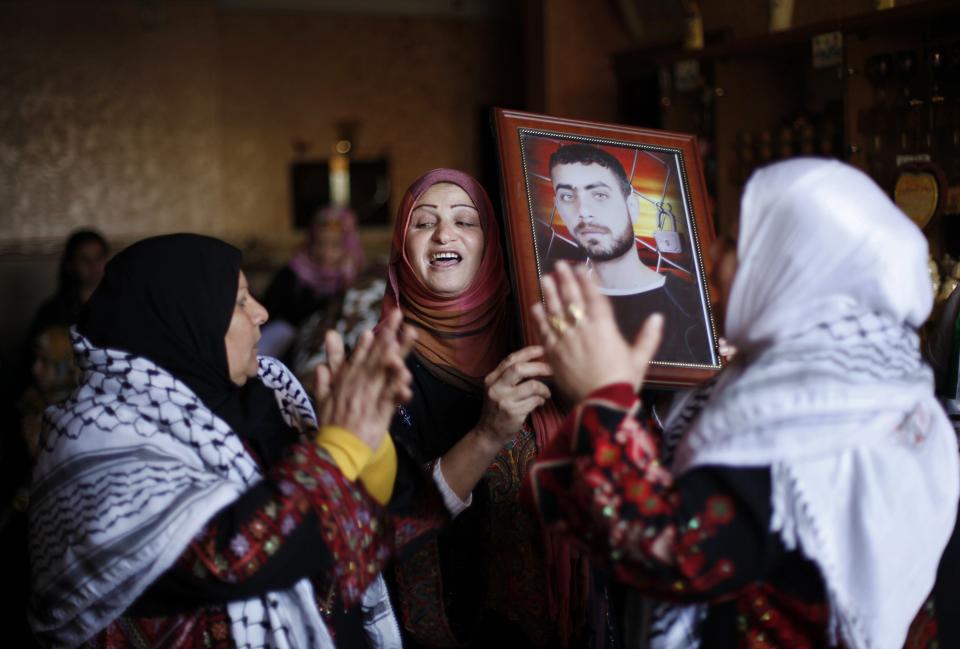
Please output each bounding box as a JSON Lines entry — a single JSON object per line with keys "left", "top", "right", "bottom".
{"left": 529, "top": 158, "right": 960, "bottom": 649}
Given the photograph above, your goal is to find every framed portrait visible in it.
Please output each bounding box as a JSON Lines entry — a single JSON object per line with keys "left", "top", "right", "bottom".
{"left": 493, "top": 109, "right": 721, "bottom": 389}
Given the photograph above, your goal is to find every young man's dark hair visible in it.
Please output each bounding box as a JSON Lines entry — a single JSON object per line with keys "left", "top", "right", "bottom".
{"left": 549, "top": 143, "right": 632, "bottom": 198}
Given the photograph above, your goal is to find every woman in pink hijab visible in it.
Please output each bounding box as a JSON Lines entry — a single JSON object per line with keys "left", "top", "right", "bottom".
{"left": 259, "top": 207, "right": 366, "bottom": 357}
{"left": 263, "top": 206, "right": 365, "bottom": 330}
{"left": 383, "top": 169, "right": 570, "bottom": 648}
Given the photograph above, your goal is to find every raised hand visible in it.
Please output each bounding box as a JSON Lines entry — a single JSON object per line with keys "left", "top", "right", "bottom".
{"left": 314, "top": 309, "right": 416, "bottom": 448}
{"left": 531, "top": 261, "right": 663, "bottom": 403}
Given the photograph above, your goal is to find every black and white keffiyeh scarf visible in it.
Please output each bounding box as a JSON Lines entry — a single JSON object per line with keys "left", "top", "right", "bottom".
{"left": 29, "top": 335, "right": 396, "bottom": 649}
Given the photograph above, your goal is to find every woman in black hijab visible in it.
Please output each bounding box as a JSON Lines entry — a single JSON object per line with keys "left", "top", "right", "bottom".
{"left": 28, "top": 234, "right": 425, "bottom": 649}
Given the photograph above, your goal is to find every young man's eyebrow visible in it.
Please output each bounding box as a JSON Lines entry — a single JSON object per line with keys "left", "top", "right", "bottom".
{"left": 584, "top": 182, "right": 612, "bottom": 191}
{"left": 554, "top": 181, "right": 613, "bottom": 193}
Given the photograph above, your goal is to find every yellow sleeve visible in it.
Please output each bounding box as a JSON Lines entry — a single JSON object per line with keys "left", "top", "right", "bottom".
{"left": 313, "top": 426, "right": 397, "bottom": 505}
{"left": 314, "top": 425, "right": 374, "bottom": 482}
{"left": 357, "top": 433, "right": 398, "bottom": 505}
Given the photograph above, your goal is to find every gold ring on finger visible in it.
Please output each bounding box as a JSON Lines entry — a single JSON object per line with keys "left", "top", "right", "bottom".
{"left": 548, "top": 314, "right": 569, "bottom": 335}
{"left": 567, "top": 303, "right": 585, "bottom": 325}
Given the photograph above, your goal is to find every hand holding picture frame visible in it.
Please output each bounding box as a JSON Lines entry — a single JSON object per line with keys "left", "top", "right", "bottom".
{"left": 493, "top": 109, "right": 722, "bottom": 390}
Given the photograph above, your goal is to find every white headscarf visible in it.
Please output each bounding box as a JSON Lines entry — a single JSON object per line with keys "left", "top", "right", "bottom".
{"left": 672, "top": 159, "right": 959, "bottom": 649}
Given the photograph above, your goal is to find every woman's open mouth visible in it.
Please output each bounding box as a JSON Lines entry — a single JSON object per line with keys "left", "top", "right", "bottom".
{"left": 429, "top": 251, "right": 462, "bottom": 268}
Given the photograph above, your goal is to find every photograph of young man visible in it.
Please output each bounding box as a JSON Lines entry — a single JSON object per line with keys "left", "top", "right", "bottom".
{"left": 547, "top": 143, "right": 712, "bottom": 364}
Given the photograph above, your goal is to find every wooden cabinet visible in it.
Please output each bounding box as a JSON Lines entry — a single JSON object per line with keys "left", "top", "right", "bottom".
{"left": 615, "top": 0, "right": 960, "bottom": 242}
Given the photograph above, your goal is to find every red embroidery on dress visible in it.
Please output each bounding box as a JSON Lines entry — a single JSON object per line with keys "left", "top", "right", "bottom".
{"left": 904, "top": 596, "right": 938, "bottom": 649}
{"left": 737, "top": 584, "right": 830, "bottom": 649}
{"left": 535, "top": 390, "right": 857, "bottom": 648}
{"left": 183, "top": 441, "right": 389, "bottom": 608}
{"left": 549, "top": 395, "right": 742, "bottom": 597}
{"left": 83, "top": 608, "right": 232, "bottom": 649}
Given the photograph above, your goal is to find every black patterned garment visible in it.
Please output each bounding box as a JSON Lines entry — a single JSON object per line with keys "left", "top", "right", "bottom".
{"left": 531, "top": 383, "right": 953, "bottom": 649}
{"left": 388, "top": 357, "right": 556, "bottom": 649}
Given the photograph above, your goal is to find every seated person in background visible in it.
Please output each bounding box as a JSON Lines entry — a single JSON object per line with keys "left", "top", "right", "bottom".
{"left": 18, "top": 325, "right": 78, "bottom": 461}
{"left": 549, "top": 144, "right": 710, "bottom": 364}
{"left": 530, "top": 159, "right": 960, "bottom": 649}
{"left": 28, "top": 228, "right": 109, "bottom": 335}
{"left": 28, "top": 233, "right": 441, "bottom": 649}
{"left": 291, "top": 261, "right": 389, "bottom": 393}
{"left": 260, "top": 206, "right": 365, "bottom": 357}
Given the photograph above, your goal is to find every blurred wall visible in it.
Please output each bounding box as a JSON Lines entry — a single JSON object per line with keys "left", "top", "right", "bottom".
{"left": 0, "top": 0, "right": 523, "bottom": 368}
{"left": 540, "top": 0, "right": 632, "bottom": 123}
{"left": 0, "top": 3, "right": 223, "bottom": 246}
{"left": 0, "top": 1, "right": 523, "bottom": 248}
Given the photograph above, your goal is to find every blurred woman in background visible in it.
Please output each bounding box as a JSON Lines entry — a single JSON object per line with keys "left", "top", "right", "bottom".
{"left": 260, "top": 207, "right": 366, "bottom": 358}
{"left": 29, "top": 228, "right": 109, "bottom": 335}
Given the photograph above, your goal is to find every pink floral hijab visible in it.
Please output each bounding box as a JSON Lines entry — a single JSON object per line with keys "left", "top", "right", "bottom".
{"left": 289, "top": 206, "right": 365, "bottom": 296}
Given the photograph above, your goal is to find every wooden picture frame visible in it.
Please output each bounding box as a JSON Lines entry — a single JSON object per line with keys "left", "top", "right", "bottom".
{"left": 493, "top": 108, "right": 722, "bottom": 389}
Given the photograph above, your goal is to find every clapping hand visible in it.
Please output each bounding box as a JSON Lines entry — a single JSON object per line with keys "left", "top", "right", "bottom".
{"left": 313, "top": 309, "right": 415, "bottom": 449}
{"left": 531, "top": 262, "right": 663, "bottom": 403}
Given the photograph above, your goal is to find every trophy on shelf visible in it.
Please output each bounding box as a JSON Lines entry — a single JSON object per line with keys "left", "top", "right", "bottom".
{"left": 758, "top": 129, "right": 774, "bottom": 165}
{"left": 777, "top": 125, "right": 795, "bottom": 160}
{"left": 931, "top": 45, "right": 947, "bottom": 103}
{"left": 862, "top": 53, "right": 895, "bottom": 188}
{"left": 896, "top": 49, "right": 922, "bottom": 153}
{"left": 818, "top": 120, "right": 837, "bottom": 158}
{"left": 797, "top": 117, "right": 817, "bottom": 156}
{"left": 928, "top": 46, "right": 950, "bottom": 166}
